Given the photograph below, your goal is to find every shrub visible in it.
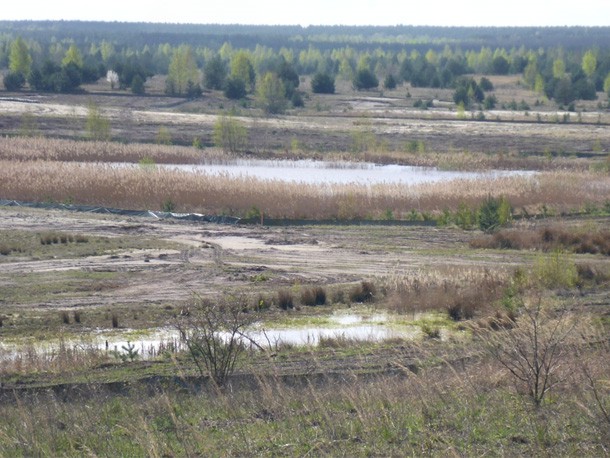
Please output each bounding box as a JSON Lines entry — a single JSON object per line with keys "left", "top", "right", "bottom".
{"left": 483, "top": 295, "right": 579, "bottom": 406}
{"left": 175, "top": 295, "right": 254, "bottom": 387}
{"left": 471, "top": 226, "right": 610, "bottom": 256}
{"left": 533, "top": 251, "right": 579, "bottom": 289}
{"left": 349, "top": 281, "right": 376, "bottom": 303}
{"left": 421, "top": 323, "right": 441, "bottom": 339}
{"left": 446, "top": 289, "right": 481, "bottom": 321}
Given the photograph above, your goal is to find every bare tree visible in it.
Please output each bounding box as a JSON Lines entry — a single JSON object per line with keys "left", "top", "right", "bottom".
{"left": 484, "top": 294, "right": 578, "bottom": 407}
{"left": 175, "top": 294, "right": 256, "bottom": 388}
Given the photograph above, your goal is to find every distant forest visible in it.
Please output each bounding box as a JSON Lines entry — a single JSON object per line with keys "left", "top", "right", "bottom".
{"left": 2, "top": 21, "right": 610, "bottom": 108}
{"left": 2, "top": 22, "right": 610, "bottom": 51}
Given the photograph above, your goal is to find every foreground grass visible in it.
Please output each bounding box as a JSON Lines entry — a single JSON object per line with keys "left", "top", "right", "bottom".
{"left": 0, "top": 349, "right": 607, "bottom": 457}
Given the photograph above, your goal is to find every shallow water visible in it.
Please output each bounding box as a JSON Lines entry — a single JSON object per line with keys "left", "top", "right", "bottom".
{"left": 148, "top": 159, "right": 532, "bottom": 185}
{"left": 0, "top": 312, "right": 424, "bottom": 361}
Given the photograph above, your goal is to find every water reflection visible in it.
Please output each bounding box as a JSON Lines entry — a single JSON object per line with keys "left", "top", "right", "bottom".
{"left": 0, "top": 313, "right": 424, "bottom": 361}
{"left": 148, "top": 159, "right": 532, "bottom": 185}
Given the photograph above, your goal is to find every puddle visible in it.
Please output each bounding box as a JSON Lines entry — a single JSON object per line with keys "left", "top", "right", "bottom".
{"left": 0, "top": 312, "right": 431, "bottom": 362}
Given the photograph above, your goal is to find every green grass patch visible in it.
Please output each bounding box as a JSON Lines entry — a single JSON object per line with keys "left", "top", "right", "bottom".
{"left": 0, "top": 229, "right": 183, "bottom": 262}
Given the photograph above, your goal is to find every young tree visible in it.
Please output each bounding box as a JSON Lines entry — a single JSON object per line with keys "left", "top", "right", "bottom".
{"left": 213, "top": 115, "right": 248, "bottom": 152}
{"left": 62, "top": 44, "right": 84, "bottom": 68}
{"left": 257, "top": 72, "right": 287, "bottom": 115}
{"left": 311, "top": 72, "right": 335, "bottom": 94}
{"left": 131, "top": 74, "right": 145, "bottom": 95}
{"left": 582, "top": 50, "right": 597, "bottom": 78}
{"left": 453, "top": 77, "right": 484, "bottom": 109}
{"left": 106, "top": 70, "right": 119, "bottom": 89}
{"left": 276, "top": 59, "right": 299, "bottom": 98}
{"left": 553, "top": 77, "right": 575, "bottom": 105}
{"left": 553, "top": 58, "right": 566, "bottom": 79}
{"left": 203, "top": 54, "right": 227, "bottom": 90}
{"left": 166, "top": 45, "right": 200, "bottom": 96}
{"left": 383, "top": 74, "right": 397, "bottom": 89}
{"left": 484, "top": 294, "right": 579, "bottom": 407}
{"left": 257, "top": 72, "right": 288, "bottom": 114}
{"left": 353, "top": 68, "right": 378, "bottom": 90}
{"left": 85, "top": 102, "right": 111, "bottom": 141}
{"left": 3, "top": 72, "right": 26, "bottom": 91}
{"left": 9, "top": 37, "right": 32, "bottom": 78}
{"left": 230, "top": 51, "right": 256, "bottom": 93}
{"left": 491, "top": 55, "right": 510, "bottom": 75}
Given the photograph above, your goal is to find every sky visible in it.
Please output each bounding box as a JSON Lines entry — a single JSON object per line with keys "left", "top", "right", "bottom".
{"left": 2, "top": 1, "right": 610, "bottom": 27}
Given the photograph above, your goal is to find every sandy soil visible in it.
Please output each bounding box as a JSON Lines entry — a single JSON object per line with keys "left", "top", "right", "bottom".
{"left": 0, "top": 206, "right": 519, "bottom": 314}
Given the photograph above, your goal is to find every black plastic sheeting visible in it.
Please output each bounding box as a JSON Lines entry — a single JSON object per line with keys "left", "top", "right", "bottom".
{"left": 0, "top": 200, "right": 241, "bottom": 225}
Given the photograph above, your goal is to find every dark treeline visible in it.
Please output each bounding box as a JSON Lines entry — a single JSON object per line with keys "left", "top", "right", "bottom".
{"left": 2, "top": 22, "right": 610, "bottom": 52}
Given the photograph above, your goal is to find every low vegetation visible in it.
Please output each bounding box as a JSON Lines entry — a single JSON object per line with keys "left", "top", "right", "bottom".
{"left": 471, "top": 224, "right": 610, "bottom": 255}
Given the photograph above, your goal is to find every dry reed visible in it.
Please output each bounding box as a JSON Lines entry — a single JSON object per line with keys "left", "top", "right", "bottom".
{"left": 1, "top": 159, "right": 609, "bottom": 219}
{"left": 0, "top": 136, "right": 228, "bottom": 164}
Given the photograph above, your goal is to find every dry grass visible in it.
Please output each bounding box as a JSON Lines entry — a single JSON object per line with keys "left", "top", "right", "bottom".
{"left": 1, "top": 159, "right": 609, "bottom": 219}
{"left": 0, "top": 340, "right": 112, "bottom": 377}
{"left": 385, "top": 267, "right": 509, "bottom": 319}
{"left": 1, "top": 340, "right": 608, "bottom": 456}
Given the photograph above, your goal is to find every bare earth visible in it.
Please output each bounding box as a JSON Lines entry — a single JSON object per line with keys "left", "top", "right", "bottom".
{"left": 0, "top": 206, "right": 520, "bottom": 315}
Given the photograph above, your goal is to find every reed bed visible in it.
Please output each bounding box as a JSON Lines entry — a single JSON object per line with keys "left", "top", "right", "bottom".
{"left": 1, "top": 136, "right": 602, "bottom": 172}
{"left": 0, "top": 136, "right": 229, "bottom": 164}
{"left": 0, "top": 160, "right": 610, "bottom": 220}
{"left": 1, "top": 159, "right": 609, "bottom": 219}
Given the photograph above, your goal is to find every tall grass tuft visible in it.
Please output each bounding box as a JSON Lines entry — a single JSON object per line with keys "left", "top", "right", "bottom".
{"left": 277, "top": 290, "right": 294, "bottom": 310}
{"left": 300, "top": 286, "right": 327, "bottom": 306}
{"left": 349, "top": 281, "right": 376, "bottom": 303}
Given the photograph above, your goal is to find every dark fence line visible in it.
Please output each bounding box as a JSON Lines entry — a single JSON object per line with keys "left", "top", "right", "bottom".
{"left": 0, "top": 200, "right": 241, "bottom": 225}
{"left": 0, "top": 199, "right": 438, "bottom": 227}
{"left": 238, "top": 217, "right": 437, "bottom": 227}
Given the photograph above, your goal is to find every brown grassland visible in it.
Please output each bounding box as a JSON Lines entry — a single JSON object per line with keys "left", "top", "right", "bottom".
{"left": 0, "top": 76, "right": 609, "bottom": 456}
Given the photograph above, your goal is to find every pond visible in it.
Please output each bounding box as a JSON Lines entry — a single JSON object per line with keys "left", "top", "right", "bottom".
{"left": 148, "top": 159, "right": 533, "bottom": 185}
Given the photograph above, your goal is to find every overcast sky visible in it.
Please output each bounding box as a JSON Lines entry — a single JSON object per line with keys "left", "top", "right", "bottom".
{"left": 3, "top": 1, "right": 610, "bottom": 27}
